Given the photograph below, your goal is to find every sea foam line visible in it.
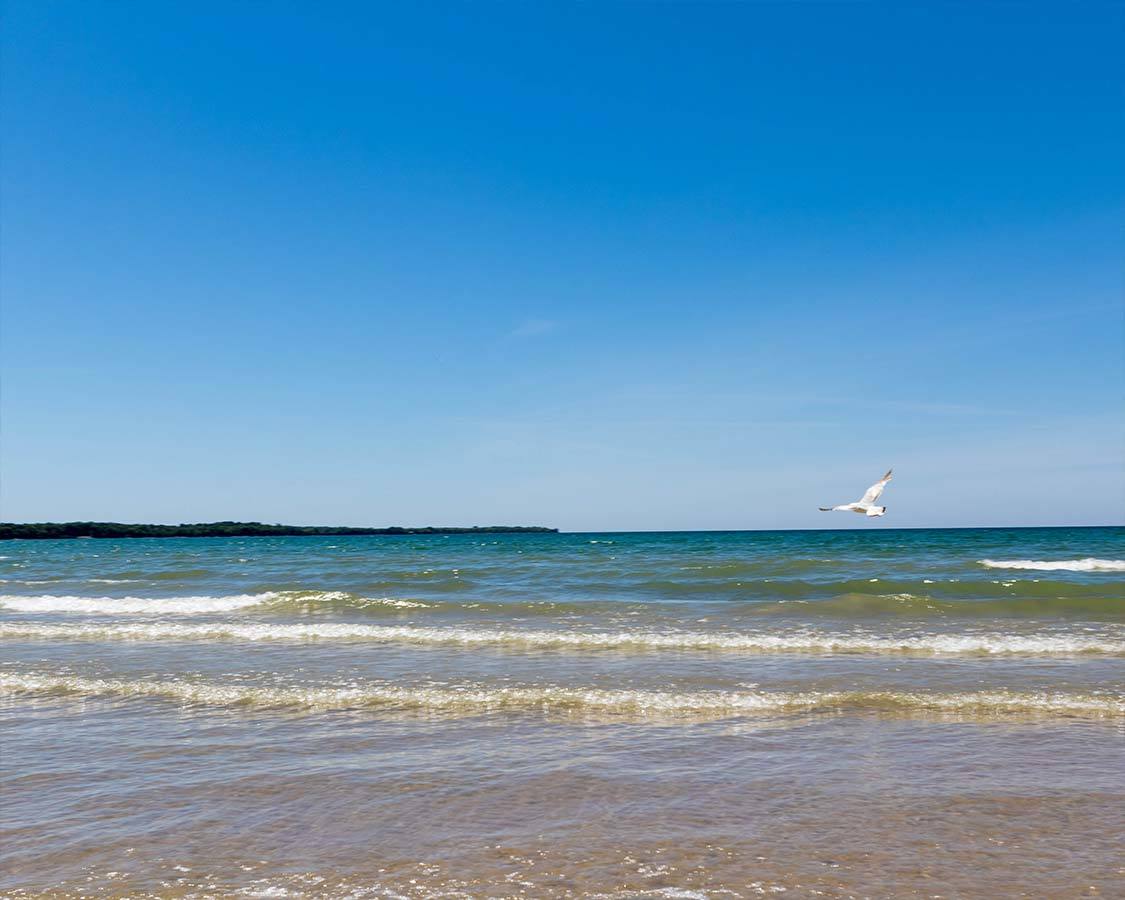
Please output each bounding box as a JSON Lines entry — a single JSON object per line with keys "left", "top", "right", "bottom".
{"left": 0, "top": 592, "right": 427, "bottom": 615}
{"left": 980, "top": 558, "right": 1125, "bottom": 572}
{"left": 1, "top": 621, "right": 1121, "bottom": 656}
{"left": 0, "top": 594, "right": 269, "bottom": 615}
{"left": 1, "top": 673, "right": 1120, "bottom": 719}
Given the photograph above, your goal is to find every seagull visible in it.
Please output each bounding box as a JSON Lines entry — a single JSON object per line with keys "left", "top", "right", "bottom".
{"left": 819, "top": 469, "right": 893, "bottom": 517}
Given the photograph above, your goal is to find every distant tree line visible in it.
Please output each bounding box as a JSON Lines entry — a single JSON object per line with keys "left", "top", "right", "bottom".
{"left": 0, "top": 521, "right": 558, "bottom": 540}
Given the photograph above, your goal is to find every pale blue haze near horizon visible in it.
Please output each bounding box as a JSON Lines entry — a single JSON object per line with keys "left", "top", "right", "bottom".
{"left": 1, "top": 1, "right": 1122, "bottom": 531}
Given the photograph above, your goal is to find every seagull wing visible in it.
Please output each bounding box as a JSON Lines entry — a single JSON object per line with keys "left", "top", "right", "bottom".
{"left": 858, "top": 469, "right": 893, "bottom": 505}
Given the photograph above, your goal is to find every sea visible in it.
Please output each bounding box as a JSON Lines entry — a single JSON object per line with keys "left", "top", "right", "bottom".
{"left": 1, "top": 527, "right": 1123, "bottom": 898}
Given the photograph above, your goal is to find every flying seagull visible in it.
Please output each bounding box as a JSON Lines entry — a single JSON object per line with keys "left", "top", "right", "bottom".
{"left": 819, "top": 469, "right": 893, "bottom": 517}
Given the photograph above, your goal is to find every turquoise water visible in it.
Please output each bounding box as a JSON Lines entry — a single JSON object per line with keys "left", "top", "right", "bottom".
{"left": 2, "top": 527, "right": 1123, "bottom": 896}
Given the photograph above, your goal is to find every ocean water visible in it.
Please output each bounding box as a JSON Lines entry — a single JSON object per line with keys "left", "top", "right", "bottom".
{"left": 1, "top": 527, "right": 1123, "bottom": 898}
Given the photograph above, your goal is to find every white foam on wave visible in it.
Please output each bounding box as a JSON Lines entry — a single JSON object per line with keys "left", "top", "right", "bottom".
{"left": 0, "top": 592, "right": 428, "bottom": 615}
{"left": 1, "top": 620, "right": 1120, "bottom": 656}
{"left": 980, "top": 558, "right": 1125, "bottom": 572}
{"left": 1, "top": 672, "right": 1120, "bottom": 719}
{"left": 0, "top": 593, "right": 272, "bottom": 615}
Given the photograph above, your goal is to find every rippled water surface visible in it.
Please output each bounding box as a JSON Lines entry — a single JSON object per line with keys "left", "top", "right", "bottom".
{"left": 2, "top": 527, "right": 1123, "bottom": 897}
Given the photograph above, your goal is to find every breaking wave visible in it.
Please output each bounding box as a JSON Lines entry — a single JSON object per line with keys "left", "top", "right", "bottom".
{"left": 980, "top": 558, "right": 1125, "bottom": 572}
{"left": 0, "top": 592, "right": 429, "bottom": 615}
{"left": 0, "top": 594, "right": 269, "bottom": 615}
{"left": 2, "top": 586, "right": 1120, "bottom": 621}
{"left": 1, "top": 672, "right": 1120, "bottom": 720}
{"left": 1, "top": 621, "right": 1120, "bottom": 656}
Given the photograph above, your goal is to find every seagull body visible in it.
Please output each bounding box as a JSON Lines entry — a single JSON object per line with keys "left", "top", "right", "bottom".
{"left": 820, "top": 469, "right": 893, "bottom": 517}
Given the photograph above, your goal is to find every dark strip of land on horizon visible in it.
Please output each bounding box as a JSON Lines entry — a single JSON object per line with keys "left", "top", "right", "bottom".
{"left": 0, "top": 522, "right": 558, "bottom": 540}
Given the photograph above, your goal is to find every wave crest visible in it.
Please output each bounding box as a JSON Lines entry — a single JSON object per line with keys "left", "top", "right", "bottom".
{"left": 2, "top": 621, "right": 1120, "bottom": 656}
{"left": 980, "top": 558, "right": 1125, "bottom": 572}
{"left": 0, "top": 593, "right": 270, "bottom": 615}
{"left": 0, "top": 592, "right": 429, "bottom": 615}
{"left": 1, "top": 673, "right": 1120, "bottom": 720}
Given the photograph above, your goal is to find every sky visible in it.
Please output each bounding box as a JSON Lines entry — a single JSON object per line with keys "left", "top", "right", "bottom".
{"left": 1, "top": 1, "right": 1122, "bottom": 532}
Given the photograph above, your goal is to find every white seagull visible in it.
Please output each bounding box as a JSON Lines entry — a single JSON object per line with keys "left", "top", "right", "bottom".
{"left": 819, "top": 469, "right": 893, "bottom": 517}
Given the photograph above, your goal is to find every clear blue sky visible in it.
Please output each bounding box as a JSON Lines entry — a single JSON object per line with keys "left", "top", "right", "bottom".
{"left": 2, "top": 1, "right": 1122, "bottom": 531}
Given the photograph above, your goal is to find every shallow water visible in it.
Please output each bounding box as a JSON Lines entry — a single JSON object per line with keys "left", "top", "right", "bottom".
{"left": 2, "top": 527, "right": 1123, "bottom": 897}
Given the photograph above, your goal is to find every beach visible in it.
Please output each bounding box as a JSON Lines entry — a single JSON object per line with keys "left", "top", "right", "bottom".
{"left": 2, "top": 527, "right": 1123, "bottom": 897}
